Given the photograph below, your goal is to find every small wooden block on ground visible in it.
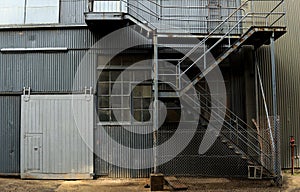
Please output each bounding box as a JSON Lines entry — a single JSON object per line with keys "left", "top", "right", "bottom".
{"left": 164, "top": 176, "right": 188, "bottom": 191}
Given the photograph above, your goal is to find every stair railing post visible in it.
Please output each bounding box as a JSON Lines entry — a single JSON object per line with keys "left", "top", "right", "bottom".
{"left": 177, "top": 62, "right": 181, "bottom": 90}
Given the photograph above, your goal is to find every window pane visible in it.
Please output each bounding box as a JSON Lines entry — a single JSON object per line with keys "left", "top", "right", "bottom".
{"left": 111, "top": 109, "right": 121, "bottom": 122}
{"left": 142, "top": 86, "right": 152, "bottom": 97}
{"left": 132, "top": 86, "right": 143, "bottom": 97}
{"left": 0, "top": 0, "right": 25, "bottom": 25}
{"left": 133, "top": 110, "right": 142, "bottom": 122}
{"left": 110, "top": 71, "right": 121, "bottom": 81}
{"left": 98, "top": 83, "right": 109, "bottom": 95}
{"left": 123, "top": 83, "right": 130, "bottom": 95}
{"left": 98, "top": 109, "right": 110, "bottom": 121}
{"left": 123, "top": 109, "right": 131, "bottom": 122}
{"left": 123, "top": 71, "right": 132, "bottom": 81}
{"left": 142, "top": 98, "right": 151, "bottom": 109}
{"left": 99, "top": 71, "right": 109, "bottom": 81}
{"left": 98, "top": 96, "right": 109, "bottom": 108}
{"left": 123, "top": 96, "right": 130, "bottom": 108}
{"left": 142, "top": 110, "right": 151, "bottom": 122}
{"left": 111, "top": 82, "right": 122, "bottom": 95}
{"left": 25, "top": 0, "right": 59, "bottom": 24}
{"left": 134, "top": 71, "right": 145, "bottom": 80}
{"left": 133, "top": 98, "right": 142, "bottom": 109}
{"left": 111, "top": 96, "right": 122, "bottom": 108}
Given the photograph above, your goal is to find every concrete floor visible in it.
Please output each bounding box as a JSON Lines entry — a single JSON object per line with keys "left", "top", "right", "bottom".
{"left": 0, "top": 172, "right": 299, "bottom": 192}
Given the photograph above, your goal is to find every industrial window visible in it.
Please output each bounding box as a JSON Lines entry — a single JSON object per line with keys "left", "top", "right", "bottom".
{"left": 97, "top": 54, "right": 153, "bottom": 124}
{"left": 131, "top": 84, "right": 152, "bottom": 123}
{"left": 97, "top": 70, "right": 153, "bottom": 124}
{"left": 0, "top": 0, "right": 59, "bottom": 25}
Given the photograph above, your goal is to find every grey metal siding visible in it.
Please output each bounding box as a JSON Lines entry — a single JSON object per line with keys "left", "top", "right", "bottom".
{"left": 254, "top": 0, "right": 300, "bottom": 169}
{"left": 0, "top": 96, "right": 20, "bottom": 175}
{"left": 94, "top": 123, "right": 248, "bottom": 178}
{"left": 0, "top": 29, "right": 99, "bottom": 92}
{"left": 0, "top": 51, "right": 96, "bottom": 92}
{"left": 94, "top": 125, "right": 152, "bottom": 178}
{"left": 0, "top": 28, "right": 97, "bottom": 49}
{"left": 20, "top": 95, "right": 94, "bottom": 179}
{"left": 60, "top": 0, "right": 88, "bottom": 25}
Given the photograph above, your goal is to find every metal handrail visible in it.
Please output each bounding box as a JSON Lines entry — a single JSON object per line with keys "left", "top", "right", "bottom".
{"left": 162, "top": 74, "right": 273, "bottom": 163}
{"left": 183, "top": 91, "right": 273, "bottom": 163}
{"left": 186, "top": 89, "right": 271, "bottom": 149}
{"left": 176, "top": 0, "right": 286, "bottom": 75}
{"left": 159, "top": 71, "right": 270, "bottom": 147}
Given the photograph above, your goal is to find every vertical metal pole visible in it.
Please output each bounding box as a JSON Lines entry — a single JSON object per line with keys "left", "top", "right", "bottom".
{"left": 153, "top": 31, "right": 158, "bottom": 174}
{"left": 204, "top": 43, "right": 207, "bottom": 70}
{"left": 270, "top": 31, "right": 281, "bottom": 185}
{"left": 254, "top": 50, "right": 259, "bottom": 125}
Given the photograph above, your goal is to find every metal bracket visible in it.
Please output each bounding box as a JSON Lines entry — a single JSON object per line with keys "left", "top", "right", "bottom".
{"left": 23, "top": 87, "right": 31, "bottom": 102}
{"left": 84, "top": 86, "right": 93, "bottom": 101}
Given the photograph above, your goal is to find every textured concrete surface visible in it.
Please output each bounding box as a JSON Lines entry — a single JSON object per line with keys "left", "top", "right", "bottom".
{"left": 0, "top": 172, "right": 299, "bottom": 191}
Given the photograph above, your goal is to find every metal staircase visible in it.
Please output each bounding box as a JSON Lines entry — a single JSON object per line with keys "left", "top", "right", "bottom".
{"left": 85, "top": 0, "right": 286, "bottom": 179}
{"left": 180, "top": 85, "right": 275, "bottom": 177}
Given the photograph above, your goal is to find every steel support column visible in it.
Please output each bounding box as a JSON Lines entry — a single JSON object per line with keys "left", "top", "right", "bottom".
{"left": 153, "top": 31, "right": 158, "bottom": 174}
{"left": 270, "top": 32, "right": 281, "bottom": 186}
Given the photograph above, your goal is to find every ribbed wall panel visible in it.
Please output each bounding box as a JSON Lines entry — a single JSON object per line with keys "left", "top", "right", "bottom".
{"left": 255, "top": 0, "right": 299, "bottom": 169}
{"left": 0, "top": 29, "right": 99, "bottom": 92}
{"left": 60, "top": 0, "right": 88, "bottom": 25}
{"left": 0, "top": 96, "right": 20, "bottom": 175}
{"left": 94, "top": 123, "right": 248, "bottom": 178}
{"left": 0, "top": 51, "right": 96, "bottom": 92}
{"left": 0, "top": 28, "right": 98, "bottom": 49}
{"left": 94, "top": 125, "right": 152, "bottom": 178}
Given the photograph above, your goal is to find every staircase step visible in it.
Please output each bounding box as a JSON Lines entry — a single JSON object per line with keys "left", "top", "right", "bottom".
{"left": 247, "top": 161, "right": 254, "bottom": 165}
{"left": 241, "top": 156, "right": 248, "bottom": 160}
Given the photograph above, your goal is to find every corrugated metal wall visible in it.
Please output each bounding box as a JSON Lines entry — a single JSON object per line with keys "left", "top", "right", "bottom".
{"left": 254, "top": 0, "right": 300, "bottom": 169}
{"left": 94, "top": 122, "right": 248, "bottom": 178}
{"left": 0, "top": 0, "right": 90, "bottom": 176}
{"left": 20, "top": 95, "right": 94, "bottom": 179}
{"left": 94, "top": 125, "right": 152, "bottom": 178}
{"left": 0, "top": 29, "right": 99, "bottom": 92}
{"left": 60, "top": 0, "right": 88, "bottom": 25}
{"left": 0, "top": 96, "right": 20, "bottom": 175}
